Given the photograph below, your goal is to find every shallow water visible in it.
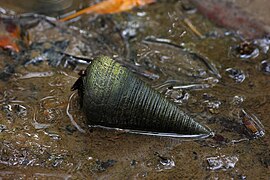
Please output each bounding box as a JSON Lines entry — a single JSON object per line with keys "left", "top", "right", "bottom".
{"left": 0, "top": 1, "right": 269, "bottom": 179}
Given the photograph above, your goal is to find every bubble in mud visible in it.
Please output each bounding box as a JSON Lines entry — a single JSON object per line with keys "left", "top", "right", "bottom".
{"left": 130, "top": 159, "right": 137, "bottom": 166}
{"left": 48, "top": 154, "right": 65, "bottom": 167}
{"left": 207, "top": 101, "right": 221, "bottom": 114}
{"left": 137, "top": 11, "right": 146, "bottom": 17}
{"left": 0, "top": 124, "right": 7, "bottom": 132}
{"left": 260, "top": 60, "right": 270, "bottom": 74}
{"left": 121, "top": 21, "right": 140, "bottom": 39}
{"left": 225, "top": 68, "right": 246, "bottom": 83}
{"left": 254, "top": 36, "right": 270, "bottom": 54}
{"left": 14, "top": 104, "right": 27, "bottom": 117}
{"left": 159, "top": 158, "right": 175, "bottom": 169}
{"left": 155, "top": 153, "right": 175, "bottom": 172}
{"left": 231, "top": 96, "right": 245, "bottom": 106}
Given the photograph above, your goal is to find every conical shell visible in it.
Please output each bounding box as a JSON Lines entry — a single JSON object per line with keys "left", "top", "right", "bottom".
{"left": 77, "top": 56, "right": 211, "bottom": 135}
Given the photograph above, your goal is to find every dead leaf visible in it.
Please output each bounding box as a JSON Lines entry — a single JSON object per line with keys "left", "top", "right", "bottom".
{"left": 59, "top": 0, "right": 155, "bottom": 22}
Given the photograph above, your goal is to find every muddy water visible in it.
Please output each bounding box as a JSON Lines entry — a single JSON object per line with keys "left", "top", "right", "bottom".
{"left": 0, "top": 1, "right": 270, "bottom": 179}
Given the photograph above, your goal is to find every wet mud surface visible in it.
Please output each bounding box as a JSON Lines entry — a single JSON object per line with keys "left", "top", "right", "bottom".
{"left": 0, "top": 0, "right": 270, "bottom": 179}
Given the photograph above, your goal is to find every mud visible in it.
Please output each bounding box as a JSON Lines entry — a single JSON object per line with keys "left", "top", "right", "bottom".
{"left": 0, "top": 0, "right": 269, "bottom": 179}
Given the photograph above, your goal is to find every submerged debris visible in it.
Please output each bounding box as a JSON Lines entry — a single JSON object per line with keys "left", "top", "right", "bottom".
{"left": 143, "top": 36, "right": 185, "bottom": 49}
{"left": 254, "top": 37, "right": 270, "bottom": 54}
{"left": 13, "top": 104, "right": 27, "bottom": 117}
{"left": 207, "top": 100, "right": 221, "bottom": 114}
{"left": 1, "top": 103, "right": 28, "bottom": 120}
{"left": 260, "top": 60, "right": 270, "bottom": 74}
{"left": 240, "top": 109, "right": 265, "bottom": 138}
{"left": 183, "top": 18, "right": 204, "bottom": 38}
{"left": 66, "top": 92, "right": 86, "bottom": 133}
{"left": 225, "top": 68, "right": 246, "bottom": 83}
{"left": 18, "top": 72, "right": 54, "bottom": 79}
{"left": 48, "top": 153, "right": 65, "bottom": 167}
{"left": 142, "top": 36, "right": 221, "bottom": 79}
{"left": 0, "top": 64, "right": 15, "bottom": 81}
{"left": 207, "top": 155, "right": 238, "bottom": 170}
{"left": 155, "top": 153, "right": 175, "bottom": 171}
{"left": 32, "top": 121, "right": 51, "bottom": 130}
{"left": 165, "top": 89, "right": 189, "bottom": 104}
{"left": 144, "top": 153, "right": 175, "bottom": 173}
{"left": 212, "top": 134, "right": 228, "bottom": 144}
{"left": 231, "top": 96, "right": 245, "bottom": 106}
{"left": 24, "top": 40, "right": 70, "bottom": 67}
{"left": 233, "top": 41, "right": 259, "bottom": 59}
{"left": 94, "top": 159, "right": 117, "bottom": 172}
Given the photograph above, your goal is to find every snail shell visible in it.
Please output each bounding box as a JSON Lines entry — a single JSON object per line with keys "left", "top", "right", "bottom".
{"left": 73, "top": 56, "right": 211, "bottom": 135}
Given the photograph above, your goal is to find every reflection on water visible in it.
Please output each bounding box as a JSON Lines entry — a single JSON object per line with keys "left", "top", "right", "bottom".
{"left": 0, "top": 0, "right": 269, "bottom": 179}
{"left": 88, "top": 125, "right": 214, "bottom": 139}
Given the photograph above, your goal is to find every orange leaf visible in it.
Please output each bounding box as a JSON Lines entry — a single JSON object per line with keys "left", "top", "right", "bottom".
{"left": 0, "top": 18, "right": 23, "bottom": 52}
{"left": 0, "top": 36, "right": 20, "bottom": 52}
{"left": 59, "top": 0, "right": 155, "bottom": 22}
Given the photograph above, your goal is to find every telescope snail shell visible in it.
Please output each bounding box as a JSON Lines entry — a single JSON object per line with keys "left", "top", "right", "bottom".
{"left": 72, "top": 56, "right": 211, "bottom": 136}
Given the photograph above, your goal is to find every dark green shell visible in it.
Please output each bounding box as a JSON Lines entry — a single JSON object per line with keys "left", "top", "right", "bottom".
{"left": 79, "top": 56, "right": 211, "bottom": 135}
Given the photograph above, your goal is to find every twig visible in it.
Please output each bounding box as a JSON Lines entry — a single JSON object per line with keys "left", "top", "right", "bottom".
{"left": 184, "top": 18, "right": 204, "bottom": 38}
{"left": 66, "top": 92, "right": 86, "bottom": 133}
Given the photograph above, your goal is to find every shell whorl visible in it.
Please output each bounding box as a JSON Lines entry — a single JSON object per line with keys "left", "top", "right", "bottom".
{"left": 81, "top": 56, "right": 210, "bottom": 135}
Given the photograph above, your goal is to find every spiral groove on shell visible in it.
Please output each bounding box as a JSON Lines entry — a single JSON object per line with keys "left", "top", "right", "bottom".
{"left": 75, "top": 56, "right": 211, "bottom": 135}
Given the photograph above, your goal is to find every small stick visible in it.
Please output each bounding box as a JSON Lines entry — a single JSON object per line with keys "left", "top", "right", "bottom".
{"left": 184, "top": 18, "right": 204, "bottom": 38}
